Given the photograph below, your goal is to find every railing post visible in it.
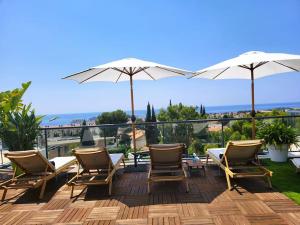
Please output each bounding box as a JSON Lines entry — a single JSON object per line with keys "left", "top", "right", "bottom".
{"left": 185, "top": 123, "right": 189, "bottom": 147}
{"left": 103, "top": 127, "right": 107, "bottom": 147}
{"left": 44, "top": 129, "right": 48, "bottom": 159}
{"left": 162, "top": 123, "right": 165, "bottom": 144}
{"left": 58, "top": 146, "right": 61, "bottom": 157}
{"left": 221, "top": 122, "right": 225, "bottom": 147}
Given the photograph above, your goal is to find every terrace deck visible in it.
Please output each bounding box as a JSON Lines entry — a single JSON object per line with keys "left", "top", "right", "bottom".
{"left": 0, "top": 165, "right": 300, "bottom": 225}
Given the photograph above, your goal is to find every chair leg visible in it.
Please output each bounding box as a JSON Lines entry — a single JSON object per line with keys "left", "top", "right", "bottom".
{"left": 39, "top": 181, "right": 47, "bottom": 199}
{"left": 147, "top": 181, "right": 151, "bottom": 194}
{"left": 266, "top": 177, "right": 272, "bottom": 189}
{"left": 70, "top": 185, "right": 74, "bottom": 198}
{"left": 108, "top": 180, "right": 112, "bottom": 196}
{"left": 206, "top": 154, "right": 209, "bottom": 165}
{"left": 185, "top": 179, "right": 189, "bottom": 193}
{"left": 225, "top": 172, "right": 232, "bottom": 190}
{"left": 1, "top": 189, "right": 7, "bottom": 201}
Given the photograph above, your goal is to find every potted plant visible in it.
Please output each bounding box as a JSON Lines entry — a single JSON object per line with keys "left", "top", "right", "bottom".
{"left": 257, "top": 121, "right": 298, "bottom": 162}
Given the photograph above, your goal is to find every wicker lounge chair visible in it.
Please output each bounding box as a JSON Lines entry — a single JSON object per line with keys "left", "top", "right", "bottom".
{"left": 0, "top": 150, "right": 76, "bottom": 200}
{"left": 206, "top": 140, "right": 272, "bottom": 190}
{"left": 148, "top": 144, "right": 188, "bottom": 194}
{"left": 67, "top": 147, "right": 124, "bottom": 197}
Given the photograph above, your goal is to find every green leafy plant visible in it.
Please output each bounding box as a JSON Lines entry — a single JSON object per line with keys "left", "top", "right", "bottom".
{"left": 0, "top": 104, "right": 43, "bottom": 151}
{"left": 257, "top": 121, "right": 298, "bottom": 147}
{"left": 0, "top": 82, "right": 31, "bottom": 123}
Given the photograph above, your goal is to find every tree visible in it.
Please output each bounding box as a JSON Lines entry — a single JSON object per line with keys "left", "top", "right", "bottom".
{"left": 145, "top": 103, "right": 159, "bottom": 145}
{"left": 151, "top": 105, "right": 157, "bottom": 122}
{"left": 200, "top": 104, "right": 203, "bottom": 115}
{"left": 96, "top": 110, "right": 128, "bottom": 137}
{"left": 157, "top": 104, "right": 200, "bottom": 146}
{"left": 169, "top": 99, "right": 172, "bottom": 107}
{"left": 202, "top": 106, "right": 206, "bottom": 116}
{"left": 145, "top": 102, "right": 152, "bottom": 145}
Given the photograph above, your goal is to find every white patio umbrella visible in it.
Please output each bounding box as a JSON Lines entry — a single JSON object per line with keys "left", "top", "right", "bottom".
{"left": 191, "top": 51, "right": 300, "bottom": 138}
{"left": 63, "top": 57, "right": 190, "bottom": 165}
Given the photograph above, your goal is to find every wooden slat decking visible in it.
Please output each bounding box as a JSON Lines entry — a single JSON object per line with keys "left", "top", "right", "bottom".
{"left": 0, "top": 165, "right": 300, "bottom": 225}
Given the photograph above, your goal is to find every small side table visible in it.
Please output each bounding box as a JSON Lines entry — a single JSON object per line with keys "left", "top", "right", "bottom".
{"left": 185, "top": 159, "right": 205, "bottom": 176}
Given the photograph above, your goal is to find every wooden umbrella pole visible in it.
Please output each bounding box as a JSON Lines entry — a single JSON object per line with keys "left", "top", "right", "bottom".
{"left": 250, "top": 64, "right": 256, "bottom": 139}
{"left": 129, "top": 75, "right": 137, "bottom": 166}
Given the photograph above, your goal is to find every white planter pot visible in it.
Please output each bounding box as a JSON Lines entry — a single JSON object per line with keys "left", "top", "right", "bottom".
{"left": 268, "top": 144, "right": 289, "bottom": 162}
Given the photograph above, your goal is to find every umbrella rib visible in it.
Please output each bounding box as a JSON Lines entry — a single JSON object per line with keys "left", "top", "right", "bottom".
{"left": 113, "top": 68, "right": 130, "bottom": 75}
{"left": 273, "top": 61, "right": 299, "bottom": 72}
{"left": 62, "top": 68, "right": 93, "bottom": 79}
{"left": 188, "top": 70, "right": 208, "bottom": 79}
{"left": 79, "top": 68, "right": 110, "bottom": 84}
{"left": 140, "top": 68, "right": 156, "bottom": 80}
{"left": 253, "top": 61, "right": 268, "bottom": 69}
{"left": 115, "top": 69, "right": 125, "bottom": 83}
{"left": 238, "top": 65, "right": 250, "bottom": 70}
{"left": 212, "top": 67, "right": 230, "bottom": 79}
{"left": 156, "top": 66, "right": 187, "bottom": 75}
{"left": 132, "top": 67, "right": 149, "bottom": 75}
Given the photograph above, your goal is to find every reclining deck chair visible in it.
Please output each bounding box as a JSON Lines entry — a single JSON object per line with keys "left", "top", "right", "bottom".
{"left": 0, "top": 150, "right": 76, "bottom": 200}
{"left": 148, "top": 144, "right": 189, "bottom": 194}
{"left": 206, "top": 140, "right": 272, "bottom": 190}
{"left": 67, "top": 147, "right": 124, "bottom": 197}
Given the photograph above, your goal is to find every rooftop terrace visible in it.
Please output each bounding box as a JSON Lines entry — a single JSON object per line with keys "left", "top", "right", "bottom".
{"left": 1, "top": 164, "right": 300, "bottom": 225}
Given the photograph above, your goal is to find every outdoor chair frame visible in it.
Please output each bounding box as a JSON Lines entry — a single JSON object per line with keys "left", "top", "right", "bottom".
{"left": 206, "top": 140, "right": 272, "bottom": 190}
{"left": 0, "top": 150, "right": 76, "bottom": 200}
{"left": 148, "top": 144, "right": 189, "bottom": 194}
{"left": 67, "top": 147, "right": 125, "bottom": 197}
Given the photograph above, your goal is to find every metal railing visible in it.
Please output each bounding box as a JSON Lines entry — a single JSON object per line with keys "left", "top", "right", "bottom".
{"left": 1, "top": 115, "right": 300, "bottom": 167}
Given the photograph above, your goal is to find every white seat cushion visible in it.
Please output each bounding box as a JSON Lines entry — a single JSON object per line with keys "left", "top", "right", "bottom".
{"left": 50, "top": 156, "right": 76, "bottom": 170}
{"left": 207, "top": 148, "right": 225, "bottom": 162}
{"left": 109, "top": 153, "right": 124, "bottom": 167}
{"left": 291, "top": 158, "right": 300, "bottom": 169}
{"left": 288, "top": 151, "right": 300, "bottom": 158}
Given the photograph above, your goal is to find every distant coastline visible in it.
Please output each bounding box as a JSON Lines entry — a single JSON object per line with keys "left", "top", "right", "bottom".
{"left": 41, "top": 101, "right": 300, "bottom": 126}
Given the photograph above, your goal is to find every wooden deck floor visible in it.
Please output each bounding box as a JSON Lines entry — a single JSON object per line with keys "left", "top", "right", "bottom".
{"left": 0, "top": 165, "right": 300, "bottom": 225}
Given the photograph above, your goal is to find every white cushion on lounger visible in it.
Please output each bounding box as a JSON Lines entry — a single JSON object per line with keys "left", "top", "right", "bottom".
{"left": 288, "top": 151, "right": 300, "bottom": 158}
{"left": 207, "top": 148, "right": 225, "bottom": 161}
{"left": 291, "top": 158, "right": 300, "bottom": 169}
{"left": 109, "top": 153, "right": 124, "bottom": 166}
{"left": 50, "top": 156, "right": 76, "bottom": 170}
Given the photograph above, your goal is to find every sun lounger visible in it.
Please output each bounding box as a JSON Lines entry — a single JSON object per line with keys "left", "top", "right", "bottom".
{"left": 67, "top": 147, "right": 124, "bottom": 197}
{"left": 288, "top": 151, "right": 300, "bottom": 158}
{"left": 206, "top": 140, "right": 272, "bottom": 190}
{"left": 0, "top": 150, "right": 76, "bottom": 200}
{"left": 291, "top": 158, "right": 300, "bottom": 173}
{"left": 148, "top": 144, "right": 188, "bottom": 194}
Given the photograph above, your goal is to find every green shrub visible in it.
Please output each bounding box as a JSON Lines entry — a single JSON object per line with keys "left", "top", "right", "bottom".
{"left": 0, "top": 104, "right": 42, "bottom": 151}
{"left": 108, "top": 144, "right": 131, "bottom": 158}
{"left": 257, "top": 121, "right": 298, "bottom": 146}
{"left": 204, "top": 143, "right": 220, "bottom": 153}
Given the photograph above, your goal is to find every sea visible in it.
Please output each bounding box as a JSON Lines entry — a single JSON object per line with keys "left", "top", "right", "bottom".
{"left": 41, "top": 102, "right": 300, "bottom": 126}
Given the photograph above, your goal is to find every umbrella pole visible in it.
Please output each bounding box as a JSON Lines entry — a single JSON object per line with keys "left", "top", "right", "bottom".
{"left": 129, "top": 75, "right": 138, "bottom": 167}
{"left": 250, "top": 64, "right": 256, "bottom": 139}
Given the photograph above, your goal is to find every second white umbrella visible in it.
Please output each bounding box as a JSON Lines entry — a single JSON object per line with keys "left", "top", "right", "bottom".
{"left": 191, "top": 51, "right": 300, "bottom": 138}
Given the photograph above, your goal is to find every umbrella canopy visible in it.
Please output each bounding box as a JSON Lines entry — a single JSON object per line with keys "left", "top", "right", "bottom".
{"left": 63, "top": 57, "right": 189, "bottom": 83}
{"left": 191, "top": 51, "right": 300, "bottom": 138}
{"left": 63, "top": 57, "right": 190, "bottom": 166}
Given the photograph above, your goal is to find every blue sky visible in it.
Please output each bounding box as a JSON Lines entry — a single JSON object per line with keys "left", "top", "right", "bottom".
{"left": 1, "top": 0, "right": 300, "bottom": 115}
